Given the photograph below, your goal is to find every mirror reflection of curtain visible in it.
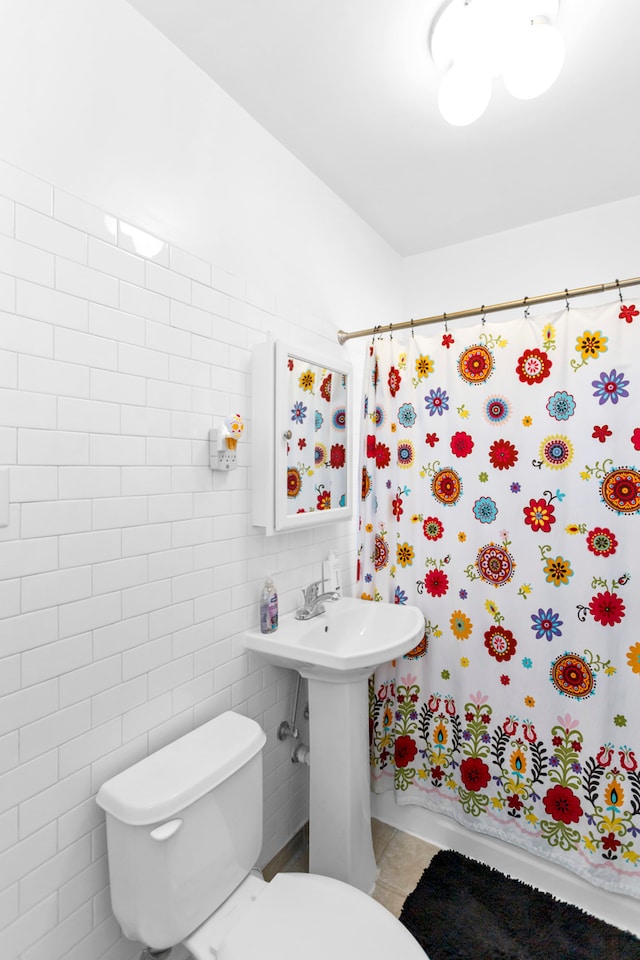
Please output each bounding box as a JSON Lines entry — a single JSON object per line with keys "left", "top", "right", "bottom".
{"left": 358, "top": 300, "right": 640, "bottom": 900}
{"left": 286, "top": 357, "right": 348, "bottom": 516}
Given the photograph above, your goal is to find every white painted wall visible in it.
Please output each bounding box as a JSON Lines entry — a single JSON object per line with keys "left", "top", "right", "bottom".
{"left": 402, "top": 196, "right": 640, "bottom": 325}
{"left": 0, "top": 2, "right": 402, "bottom": 958}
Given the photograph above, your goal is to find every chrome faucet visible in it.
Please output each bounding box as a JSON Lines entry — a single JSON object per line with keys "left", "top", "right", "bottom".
{"left": 295, "top": 579, "right": 340, "bottom": 620}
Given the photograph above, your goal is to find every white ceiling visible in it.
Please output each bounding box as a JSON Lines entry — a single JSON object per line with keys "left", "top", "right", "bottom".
{"left": 126, "top": 0, "right": 640, "bottom": 256}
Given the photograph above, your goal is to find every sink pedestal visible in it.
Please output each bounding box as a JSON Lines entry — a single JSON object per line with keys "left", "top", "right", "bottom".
{"left": 305, "top": 673, "right": 377, "bottom": 894}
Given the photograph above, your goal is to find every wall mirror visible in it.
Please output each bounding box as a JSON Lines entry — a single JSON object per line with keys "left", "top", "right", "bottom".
{"left": 251, "top": 337, "right": 353, "bottom": 534}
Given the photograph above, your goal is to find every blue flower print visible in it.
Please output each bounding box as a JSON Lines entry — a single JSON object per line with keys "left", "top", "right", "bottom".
{"left": 530, "top": 607, "right": 563, "bottom": 641}
{"left": 522, "top": 657, "right": 533, "bottom": 669}
{"left": 473, "top": 496, "right": 498, "bottom": 523}
{"left": 398, "top": 402, "right": 417, "bottom": 427}
{"left": 315, "top": 410, "right": 324, "bottom": 430}
{"left": 546, "top": 390, "right": 576, "bottom": 421}
{"left": 394, "top": 586, "right": 408, "bottom": 605}
{"left": 591, "top": 369, "right": 630, "bottom": 405}
{"left": 424, "top": 387, "right": 449, "bottom": 417}
{"left": 291, "top": 401, "right": 307, "bottom": 424}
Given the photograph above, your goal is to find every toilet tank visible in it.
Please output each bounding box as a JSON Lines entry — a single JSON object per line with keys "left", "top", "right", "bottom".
{"left": 96, "top": 711, "right": 266, "bottom": 950}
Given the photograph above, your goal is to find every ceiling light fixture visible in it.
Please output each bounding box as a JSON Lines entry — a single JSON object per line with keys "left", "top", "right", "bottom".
{"left": 430, "top": 0, "right": 565, "bottom": 126}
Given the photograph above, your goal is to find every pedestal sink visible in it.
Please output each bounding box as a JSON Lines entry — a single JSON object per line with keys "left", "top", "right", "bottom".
{"left": 243, "top": 596, "right": 425, "bottom": 893}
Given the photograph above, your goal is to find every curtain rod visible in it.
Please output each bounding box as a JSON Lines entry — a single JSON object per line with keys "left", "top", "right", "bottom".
{"left": 336, "top": 275, "right": 640, "bottom": 345}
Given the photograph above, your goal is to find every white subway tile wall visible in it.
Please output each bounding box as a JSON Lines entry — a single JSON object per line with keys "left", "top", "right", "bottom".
{"left": 0, "top": 158, "right": 354, "bottom": 960}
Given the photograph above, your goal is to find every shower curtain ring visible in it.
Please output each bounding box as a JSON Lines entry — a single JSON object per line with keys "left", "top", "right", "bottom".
{"left": 565, "top": 288, "right": 570, "bottom": 311}
{"left": 389, "top": 323, "right": 393, "bottom": 340}
{"left": 616, "top": 279, "right": 623, "bottom": 302}
{"left": 523, "top": 296, "right": 530, "bottom": 319}
{"left": 481, "top": 305, "right": 486, "bottom": 326}
{"left": 443, "top": 312, "right": 448, "bottom": 332}
{"left": 410, "top": 318, "right": 415, "bottom": 338}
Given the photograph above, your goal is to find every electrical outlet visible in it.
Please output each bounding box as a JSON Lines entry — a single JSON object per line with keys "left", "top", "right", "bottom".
{"left": 216, "top": 450, "right": 237, "bottom": 471}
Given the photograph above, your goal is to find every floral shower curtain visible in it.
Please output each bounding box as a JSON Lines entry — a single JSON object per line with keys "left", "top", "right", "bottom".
{"left": 358, "top": 299, "right": 640, "bottom": 899}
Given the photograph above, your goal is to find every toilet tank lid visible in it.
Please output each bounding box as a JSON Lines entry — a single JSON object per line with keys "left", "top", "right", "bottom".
{"left": 96, "top": 712, "right": 266, "bottom": 825}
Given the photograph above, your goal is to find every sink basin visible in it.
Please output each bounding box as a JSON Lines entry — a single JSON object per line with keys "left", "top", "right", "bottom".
{"left": 243, "top": 595, "right": 425, "bottom": 895}
{"left": 243, "top": 596, "right": 424, "bottom": 680}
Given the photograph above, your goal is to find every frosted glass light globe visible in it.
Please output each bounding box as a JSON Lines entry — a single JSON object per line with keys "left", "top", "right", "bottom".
{"left": 437, "top": 64, "right": 492, "bottom": 126}
{"left": 502, "top": 20, "right": 565, "bottom": 100}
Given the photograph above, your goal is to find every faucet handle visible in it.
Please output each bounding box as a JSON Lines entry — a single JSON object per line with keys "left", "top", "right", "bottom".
{"left": 303, "top": 580, "right": 322, "bottom": 603}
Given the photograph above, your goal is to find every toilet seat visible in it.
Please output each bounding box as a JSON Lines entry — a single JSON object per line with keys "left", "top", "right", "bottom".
{"left": 184, "top": 872, "right": 426, "bottom": 960}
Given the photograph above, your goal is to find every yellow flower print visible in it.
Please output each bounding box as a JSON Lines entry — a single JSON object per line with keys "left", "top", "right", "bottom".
{"left": 418, "top": 768, "right": 428, "bottom": 779}
{"left": 485, "top": 599, "right": 499, "bottom": 616}
{"left": 411, "top": 514, "right": 421, "bottom": 523}
{"left": 576, "top": 329, "right": 608, "bottom": 360}
{"left": 299, "top": 369, "right": 315, "bottom": 392}
{"left": 565, "top": 524, "right": 580, "bottom": 535}
{"left": 398, "top": 352, "right": 407, "bottom": 369}
{"left": 365, "top": 523, "right": 373, "bottom": 533}
{"left": 415, "top": 354, "right": 434, "bottom": 379}
{"left": 623, "top": 849, "right": 640, "bottom": 864}
{"left": 543, "top": 555, "right": 574, "bottom": 587}
{"left": 460, "top": 657, "right": 469, "bottom": 668}
{"left": 390, "top": 422, "right": 397, "bottom": 432}
{"left": 360, "top": 592, "right": 373, "bottom": 601}
{"left": 626, "top": 641, "right": 640, "bottom": 674}
{"left": 525, "top": 812, "right": 539, "bottom": 826}
{"left": 522, "top": 416, "right": 532, "bottom": 427}
{"left": 543, "top": 323, "right": 556, "bottom": 342}
{"left": 524, "top": 695, "right": 536, "bottom": 708}
{"left": 583, "top": 835, "right": 597, "bottom": 853}
{"left": 519, "top": 583, "right": 532, "bottom": 596}
{"left": 580, "top": 470, "right": 591, "bottom": 481}
{"left": 450, "top": 610, "right": 473, "bottom": 640}
{"left": 433, "top": 628, "right": 443, "bottom": 638}
{"left": 396, "top": 542, "right": 414, "bottom": 567}
{"left": 458, "top": 531, "right": 467, "bottom": 542}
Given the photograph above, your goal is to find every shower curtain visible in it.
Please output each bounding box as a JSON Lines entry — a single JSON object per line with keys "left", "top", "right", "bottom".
{"left": 358, "top": 299, "right": 640, "bottom": 899}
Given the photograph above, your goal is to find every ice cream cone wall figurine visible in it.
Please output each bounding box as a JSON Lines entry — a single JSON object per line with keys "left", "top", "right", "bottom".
{"left": 224, "top": 413, "right": 244, "bottom": 450}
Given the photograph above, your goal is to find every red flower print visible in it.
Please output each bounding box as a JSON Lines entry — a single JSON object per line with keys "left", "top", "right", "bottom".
{"left": 422, "top": 516, "right": 444, "bottom": 541}
{"left": 388, "top": 366, "right": 401, "bottom": 398}
{"left": 516, "top": 348, "right": 552, "bottom": 385}
{"left": 589, "top": 590, "right": 625, "bottom": 627}
{"left": 442, "top": 333, "right": 454, "bottom": 349}
{"left": 500, "top": 674, "right": 510, "bottom": 686}
{"left": 508, "top": 795, "right": 523, "bottom": 812}
{"left": 287, "top": 358, "right": 294, "bottom": 371}
{"left": 543, "top": 784, "right": 583, "bottom": 824}
{"left": 602, "top": 832, "right": 622, "bottom": 852}
{"left": 366, "top": 434, "right": 377, "bottom": 458}
{"left": 450, "top": 431, "right": 474, "bottom": 458}
{"left": 298, "top": 438, "right": 306, "bottom": 450}
{"left": 459, "top": 756, "right": 491, "bottom": 792}
{"left": 425, "top": 432, "right": 439, "bottom": 447}
{"left": 632, "top": 427, "right": 640, "bottom": 451}
{"left": 330, "top": 444, "right": 346, "bottom": 469}
{"left": 586, "top": 526, "right": 618, "bottom": 558}
{"left": 392, "top": 496, "right": 404, "bottom": 520}
{"left": 424, "top": 568, "right": 449, "bottom": 597}
{"left": 489, "top": 438, "right": 519, "bottom": 470}
{"left": 375, "top": 443, "right": 391, "bottom": 469}
{"left": 523, "top": 497, "right": 556, "bottom": 532}
{"left": 394, "top": 735, "right": 418, "bottom": 768}
{"left": 320, "top": 373, "right": 332, "bottom": 402}
{"left": 592, "top": 424, "right": 612, "bottom": 443}
{"left": 484, "top": 625, "right": 517, "bottom": 662}
{"left": 619, "top": 304, "right": 639, "bottom": 323}
{"left": 317, "top": 489, "right": 331, "bottom": 510}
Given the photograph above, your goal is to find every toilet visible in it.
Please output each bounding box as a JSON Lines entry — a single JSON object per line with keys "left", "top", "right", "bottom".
{"left": 96, "top": 711, "right": 426, "bottom": 959}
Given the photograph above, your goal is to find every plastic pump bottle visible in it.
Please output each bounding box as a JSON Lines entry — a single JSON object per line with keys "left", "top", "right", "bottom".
{"left": 260, "top": 576, "right": 278, "bottom": 634}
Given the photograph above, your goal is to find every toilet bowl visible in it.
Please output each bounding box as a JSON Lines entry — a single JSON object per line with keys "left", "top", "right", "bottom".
{"left": 96, "top": 711, "right": 425, "bottom": 960}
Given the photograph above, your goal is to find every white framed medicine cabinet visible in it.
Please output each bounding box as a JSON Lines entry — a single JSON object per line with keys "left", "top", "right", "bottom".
{"left": 251, "top": 336, "right": 353, "bottom": 535}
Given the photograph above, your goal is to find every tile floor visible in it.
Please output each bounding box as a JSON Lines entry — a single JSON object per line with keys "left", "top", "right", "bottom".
{"left": 273, "top": 819, "right": 440, "bottom": 919}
